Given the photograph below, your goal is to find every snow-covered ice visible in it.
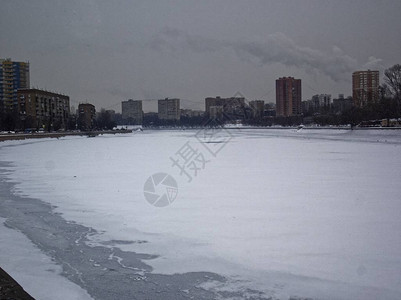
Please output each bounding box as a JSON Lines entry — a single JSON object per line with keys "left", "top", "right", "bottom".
{"left": 1, "top": 129, "right": 401, "bottom": 299}
{"left": 0, "top": 217, "right": 93, "bottom": 300}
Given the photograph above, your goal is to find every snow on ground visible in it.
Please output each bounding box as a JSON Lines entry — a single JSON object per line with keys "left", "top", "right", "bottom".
{"left": 0, "top": 217, "right": 93, "bottom": 300}
{"left": 1, "top": 129, "right": 401, "bottom": 299}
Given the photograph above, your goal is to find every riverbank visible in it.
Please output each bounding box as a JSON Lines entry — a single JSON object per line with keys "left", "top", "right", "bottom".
{"left": 1, "top": 127, "right": 401, "bottom": 143}
{"left": 0, "top": 267, "right": 34, "bottom": 300}
{"left": 0, "top": 129, "right": 132, "bottom": 142}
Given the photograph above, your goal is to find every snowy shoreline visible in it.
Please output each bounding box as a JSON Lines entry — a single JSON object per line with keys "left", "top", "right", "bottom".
{"left": 0, "top": 130, "right": 132, "bottom": 142}
{"left": 1, "top": 126, "right": 400, "bottom": 142}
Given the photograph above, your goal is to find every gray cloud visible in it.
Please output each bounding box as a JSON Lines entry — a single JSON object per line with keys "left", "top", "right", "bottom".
{"left": 2, "top": 0, "right": 397, "bottom": 111}
{"left": 150, "top": 28, "right": 362, "bottom": 82}
{"left": 362, "top": 56, "right": 385, "bottom": 71}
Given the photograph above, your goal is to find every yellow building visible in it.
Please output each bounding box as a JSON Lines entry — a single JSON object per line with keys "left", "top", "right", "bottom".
{"left": 18, "top": 89, "right": 70, "bottom": 130}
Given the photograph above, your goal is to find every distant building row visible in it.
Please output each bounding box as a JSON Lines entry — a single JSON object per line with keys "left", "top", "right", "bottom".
{"left": 277, "top": 71, "right": 380, "bottom": 117}
{"left": 202, "top": 77, "right": 302, "bottom": 119}
{"left": 121, "top": 98, "right": 181, "bottom": 124}
{"left": 2, "top": 58, "right": 382, "bottom": 129}
{"left": 204, "top": 96, "right": 265, "bottom": 120}
{"left": 302, "top": 94, "right": 354, "bottom": 114}
{"left": 0, "top": 58, "right": 100, "bottom": 131}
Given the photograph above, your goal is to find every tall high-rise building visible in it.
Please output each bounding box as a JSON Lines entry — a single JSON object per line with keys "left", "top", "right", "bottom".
{"left": 276, "top": 77, "right": 302, "bottom": 117}
{"left": 0, "top": 58, "right": 30, "bottom": 113}
{"left": 352, "top": 70, "right": 379, "bottom": 107}
{"left": 158, "top": 98, "right": 180, "bottom": 120}
{"left": 122, "top": 99, "right": 143, "bottom": 124}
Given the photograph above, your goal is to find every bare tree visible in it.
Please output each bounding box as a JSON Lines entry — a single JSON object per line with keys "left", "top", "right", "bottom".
{"left": 96, "top": 108, "right": 116, "bottom": 130}
{"left": 384, "top": 64, "right": 401, "bottom": 102}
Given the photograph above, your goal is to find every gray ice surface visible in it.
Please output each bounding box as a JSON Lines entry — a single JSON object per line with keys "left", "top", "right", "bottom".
{"left": 0, "top": 161, "right": 273, "bottom": 300}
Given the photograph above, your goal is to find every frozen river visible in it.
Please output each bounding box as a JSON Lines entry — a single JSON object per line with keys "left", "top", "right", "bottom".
{"left": 1, "top": 128, "right": 401, "bottom": 299}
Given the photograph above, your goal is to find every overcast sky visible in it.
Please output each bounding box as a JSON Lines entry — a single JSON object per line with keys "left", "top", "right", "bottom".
{"left": 1, "top": 0, "right": 400, "bottom": 112}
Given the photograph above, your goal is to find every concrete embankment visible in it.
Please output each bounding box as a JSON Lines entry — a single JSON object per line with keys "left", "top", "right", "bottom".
{"left": 0, "top": 130, "right": 132, "bottom": 142}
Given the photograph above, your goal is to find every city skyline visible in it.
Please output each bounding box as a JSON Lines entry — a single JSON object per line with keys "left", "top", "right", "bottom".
{"left": 0, "top": 57, "right": 387, "bottom": 115}
{"left": 1, "top": 1, "right": 400, "bottom": 113}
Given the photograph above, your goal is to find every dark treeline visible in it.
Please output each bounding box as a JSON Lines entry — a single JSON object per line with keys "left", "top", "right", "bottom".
{"left": 95, "top": 109, "right": 116, "bottom": 130}
{"left": 314, "top": 97, "right": 400, "bottom": 126}
{"left": 0, "top": 111, "right": 70, "bottom": 132}
{"left": 142, "top": 115, "right": 207, "bottom": 128}
{"left": 0, "top": 108, "right": 117, "bottom": 132}
{"left": 0, "top": 111, "right": 18, "bottom": 131}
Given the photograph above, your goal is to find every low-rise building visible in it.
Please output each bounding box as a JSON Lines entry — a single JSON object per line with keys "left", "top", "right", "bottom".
{"left": 318, "top": 94, "right": 331, "bottom": 108}
{"left": 205, "top": 96, "right": 246, "bottom": 119}
{"left": 264, "top": 103, "right": 276, "bottom": 117}
{"left": 122, "top": 99, "right": 143, "bottom": 124}
{"left": 180, "top": 109, "right": 204, "bottom": 117}
{"left": 303, "top": 94, "right": 334, "bottom": 115}
{"left": 249, "top": 100, "right": 265, "bottom": 119}
{"left": 158, "top": 98, "right": 180, "bottom": 121}
{"left": 17, "top": 88, "right": 70, "bottom": 130}
{"left": 78, "top": 103, "right": 96, "bottom": 130}
{"left": 209, "top": 105, "right": 224, "bottom": 119}
{"left": 332, "top": 95, "right": 353, "bottom": 113}
{"left": 381, "top": 118, "right": 401, "bottom": 127}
